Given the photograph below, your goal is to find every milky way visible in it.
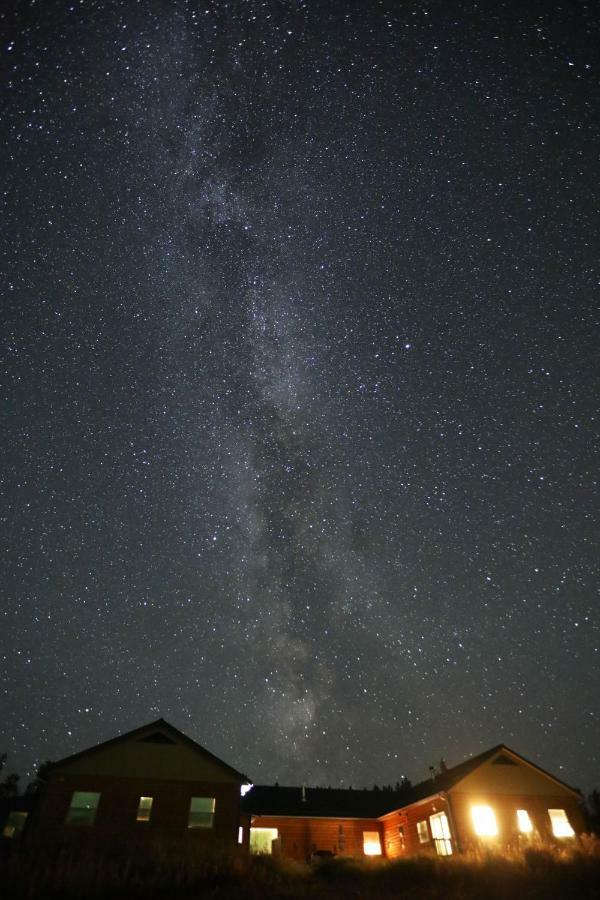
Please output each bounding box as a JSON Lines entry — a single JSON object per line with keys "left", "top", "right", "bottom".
{"left": 2, "top": 1, "right": 599, "bottom": 791}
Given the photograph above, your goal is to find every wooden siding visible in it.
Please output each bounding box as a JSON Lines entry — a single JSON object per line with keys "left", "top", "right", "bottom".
{"left": 31, "top": 773, "right": 241, "bottom": 851}
{"left": 250, "top": 815, "right": 383, "bottom": 861}
{"left": 51, "top": 734, "right": 240, "bottom": 783}
{"left": 382, "top": 794, "right": 451, "bottom": 858}
{"left": 449, "top": 790, "right": 587, "bottom": 852}
{"left": 454, "top": 752, "right": 580, "bottom": 798}
{"left": 382, "top": 789, "right": 586, "bottom": 859}
{"left": 381, "top": 809, "right": 408, "bottom": 858}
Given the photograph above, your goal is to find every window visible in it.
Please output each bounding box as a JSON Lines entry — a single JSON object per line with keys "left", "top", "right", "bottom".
{"left": 238, "top": 826, "right": 244, "bottom": 844}
{"left": 65, "top": 791, "right": 101, "bottom": 826}
{"left": 2, "top": 811, "right": 28, "bottom": 839}
{"left": 417, "top": 819, "right": 429, "bottom": 843}
{"left": 188, "top": 797, "right": 215, "bottom": 828}
{"left": 516, "top": 809, "right": 533, "bottom": 834}
{"left": 430, "top": 812, "right": 453, "bottom": 855}
{"left": 471, "top": 805, "right": 498, "bottom": 837}
{"left": 136, "top": 796, "right": 153, "bottom": 822}
{"left": 363, "top": 831, "right": 382, "bottom": 856}
{"left": 548, "top": 809, "right": 575, "bottom": 838}
{"left": 398, "top": 824, "right": 405, "bottom": 849}
{"left": 338, "top": 823, "right": 346, "bottom": 853}
{"left": 250, "top": 827, "right": 278, "bottom": 854}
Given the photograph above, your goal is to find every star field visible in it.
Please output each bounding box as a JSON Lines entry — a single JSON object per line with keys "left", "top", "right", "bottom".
{"left": 1, "top": 0, "right": 599, "bottom": 791}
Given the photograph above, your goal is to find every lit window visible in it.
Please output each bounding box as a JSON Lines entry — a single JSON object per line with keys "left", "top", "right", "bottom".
{"left": 417, "top": 819, "right": 429, "bottom": 843}
{"left": 398, "top": 824, "right": 405, "bottom": 849}
{"left": 188, "top": 797, "right": 215, "bottom": 828}
{"left": 65, "top": 791, "right": 101, "bottom": 826}
{"left": 430, "top": 812, "right": 453, "bottom": 855}
{"left": 363, "top": 830, "right": 382, "bottom": 856}
{"left": 471, "top": 805, "right": 498, "bottom": 837}
{"left": 238, "top": 826, "right": 244, "bottom": 844}
{"left": 2, "top": 811, "right": 28, "bottom": 839}
{"left": 517, "top": 809, "right": 533, "bottom": 834}
{"left": 548, "top": 809, "right": 575, "bottom": 838}
{"left": 136, "top": 796, "right": 153, "bottom": 822}
{"left": 250, "top": 827, "right": 278, "bottom": 854}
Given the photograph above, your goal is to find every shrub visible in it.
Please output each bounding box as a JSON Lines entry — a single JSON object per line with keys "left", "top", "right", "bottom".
{"left": 2, "top": 842, "right": 600, "bottom": 900}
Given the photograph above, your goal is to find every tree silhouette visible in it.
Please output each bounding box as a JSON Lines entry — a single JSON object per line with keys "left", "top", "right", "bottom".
{"left": 587, "top": 789, "right": 600, "bottom": 834}
{"left": 0, "top": 772, "right": 19, "bottom": 799}
{"left": 25, "top": 761, "right": 53, "bottom": 795}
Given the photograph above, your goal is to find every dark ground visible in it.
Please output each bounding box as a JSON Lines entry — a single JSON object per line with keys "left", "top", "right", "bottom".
{"left": 2, "top": 843, "right": 600, "bottom": 900}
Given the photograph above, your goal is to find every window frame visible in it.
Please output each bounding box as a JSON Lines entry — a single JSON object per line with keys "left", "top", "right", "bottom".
{"left": 65, "top": 791, "right": 101, "bottom": 826}
{"left": 2, "top": 811, "right": 28, "bottom": 839}
{"left": 362, "top": 830, "right": 382, "bottom": 856}
{"left": 249, "top": 826, "right": 278, "bottom": 854}
{"left": 471, "top": 804, "right": 499, "bottom": 838}
{"left": 398, "top": 824, "right": 406, "bottom": 849}
{"left": 187, "top": 796, "right": 216, "bottom": 829}
{"left": 548, "top": 808, "right": 575, "bottom": 838}
{"left": 429, "top": 811, "right": 453, "bottom": 856}
{"left": 417, "top": 819, "right": 429, "bottom": 843}
{"left": 516, "top": 809, "right": 534, "bottom": 835}
{"left": 136, "top": 796, "right": 154, "bottom": 823}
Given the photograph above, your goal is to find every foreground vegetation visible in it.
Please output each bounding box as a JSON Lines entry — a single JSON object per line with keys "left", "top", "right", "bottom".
{"left": 2, "top": 839, "right": 600, "bottom": 900}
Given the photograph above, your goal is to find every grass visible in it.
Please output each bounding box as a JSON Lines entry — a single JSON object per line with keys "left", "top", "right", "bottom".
{"left": 2, "top": 838, "right": 600, "bottom": 899}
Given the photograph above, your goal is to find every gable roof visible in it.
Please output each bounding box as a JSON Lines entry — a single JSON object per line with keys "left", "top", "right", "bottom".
{"left": 242, "top": 784, "right": 399, "bottom": 819}
{"left": 245, "top": 745, "right": 583, "bottom": 823}
{"left": 47, "top": 718, "right": 251, "bottom": 783}
{"left": 392, "top": 744, "right": 581, "bottom": 808}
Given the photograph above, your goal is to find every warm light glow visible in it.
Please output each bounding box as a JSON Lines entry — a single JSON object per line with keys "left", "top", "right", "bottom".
{"left": 250, "top": 827, "right": 278, "bottom": 854}
{"left": 517, "top": 809, "right": 533, "bottom": 834}
{"left": 429, "top": 812, "right": 453, "bottom": 855}
{"left": 548, "top": 809, "right": 575, "bottom": 838}
{"left": 363, "top": 831, "right": 382, "bottom": 855}
{"left": 471, "top": 805, "right": 498, "bottom": 837}
{"left": 417, "top": 819, "right": 429, "bottom": 843}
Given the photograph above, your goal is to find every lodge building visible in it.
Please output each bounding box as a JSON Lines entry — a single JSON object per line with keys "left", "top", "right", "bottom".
{"left": 17, "top": 719, "right": 587, "bottom": 860}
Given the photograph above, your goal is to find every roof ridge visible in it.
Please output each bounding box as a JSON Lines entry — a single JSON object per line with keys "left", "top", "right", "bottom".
{"left": 48, "top": 719, "right": 251, "bottom": 783}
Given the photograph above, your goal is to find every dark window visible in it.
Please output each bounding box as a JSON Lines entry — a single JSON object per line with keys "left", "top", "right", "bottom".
{"left": 2, "top": 811, "right": 28, "bottom": 838}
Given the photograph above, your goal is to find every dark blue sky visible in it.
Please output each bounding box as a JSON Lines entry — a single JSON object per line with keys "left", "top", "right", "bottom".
{"left": 1, "top": 0, "right": 598, "bottom": 792}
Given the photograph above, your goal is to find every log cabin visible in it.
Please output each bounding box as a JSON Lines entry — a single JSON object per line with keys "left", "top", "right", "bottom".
{"left": 243, "top": 744, "right": 587, "bottom": 860}
{"left": 26, "top": 722, "right": 586, "bottom": 860}
{"left": 240, "top": 783, "right": 392, "bottom": 861}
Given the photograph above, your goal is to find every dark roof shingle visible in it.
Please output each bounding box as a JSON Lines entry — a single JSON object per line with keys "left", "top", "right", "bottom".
{"left": 242, "top": 785, "right": 400, "bottom": 819}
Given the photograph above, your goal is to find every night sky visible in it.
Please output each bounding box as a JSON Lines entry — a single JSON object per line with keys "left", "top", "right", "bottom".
{"left": 2, "top": 0, "right": 599, "bottom": 793}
